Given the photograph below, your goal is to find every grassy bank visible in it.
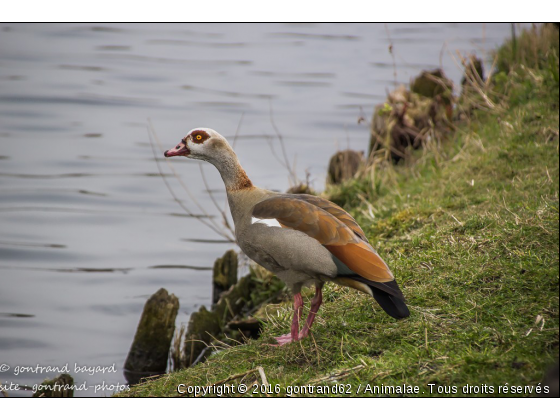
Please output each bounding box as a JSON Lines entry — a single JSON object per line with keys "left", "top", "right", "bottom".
{"left": 119, "top": 26, "right": 559, "bottom": 397}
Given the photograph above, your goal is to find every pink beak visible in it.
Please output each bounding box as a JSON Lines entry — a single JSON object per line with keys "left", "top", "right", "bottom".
{"left": 164, "top": 141, "right": 190, "bottom": 158}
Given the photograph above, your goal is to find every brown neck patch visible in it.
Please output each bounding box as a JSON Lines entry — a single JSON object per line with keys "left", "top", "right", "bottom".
{"left": 228, "top": 167, "right": 254, "bottom": 191}
{"left": 191, "top": 129, "right": 210, "bottom": 144}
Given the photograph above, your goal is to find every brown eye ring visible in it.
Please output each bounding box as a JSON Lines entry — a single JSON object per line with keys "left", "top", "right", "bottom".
{"left": 191, "top": 130, "right": 208, "bottom": 144}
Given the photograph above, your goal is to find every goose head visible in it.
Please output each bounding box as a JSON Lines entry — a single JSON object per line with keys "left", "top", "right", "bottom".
{"left": 164, "top": 127, "right": 253, "bottom": 191}
{"left": 164, "top": 127, "right": 232, "bottom": 164}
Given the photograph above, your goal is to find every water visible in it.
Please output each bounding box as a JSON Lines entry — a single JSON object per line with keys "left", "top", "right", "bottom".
{"left": 0, "top": 23, "right": 516, "bottom": 396}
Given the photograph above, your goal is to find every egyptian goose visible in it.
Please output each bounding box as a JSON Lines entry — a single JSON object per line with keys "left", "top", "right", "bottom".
{"left": 164, "top": 128, "right": 409, "bottom": 345}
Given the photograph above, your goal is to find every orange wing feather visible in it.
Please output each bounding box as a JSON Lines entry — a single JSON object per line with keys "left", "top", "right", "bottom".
{"left": 291, "top": 194, "right": 367, "bottom": 240}
{"left": 326, "top": 242, "right": 393, "bottom": 282}
{"left": 252, "top": 197, "right": 356, "bottom": 245}
{"left": 252, "top": 195, "right": 393, "bottom": 283}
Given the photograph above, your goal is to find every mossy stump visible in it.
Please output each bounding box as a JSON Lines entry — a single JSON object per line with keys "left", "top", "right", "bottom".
{"left": 124, "top": 288, "right": 179, "bottom": 385}
{"left": 180, "top": 267, "right": 285, "bottom": 368}
{"left": 182, "top": 273, "right": 254, "bottom": 368}
{"left": 182, "top": 305, "right": 222, "bottom": 368}
{"left": 369, "top": 71, "right": 455, "bottom": 162}
{"left": 212, "top": 249, "right": 238, "bottom": 304}
{"left": 327, "top": 150, "right": 364, "bottom": 185}
{"left": 286, "top": 183, "right": 315, "bottom": 195}
{"left": 461, "top": 55, "right": 484, "bottom": 87}
{"left": 411, "top": 68, "right": 453, "bottom": 103}
{"left": 32, "top": 373, "right": 74, "bottom": 397}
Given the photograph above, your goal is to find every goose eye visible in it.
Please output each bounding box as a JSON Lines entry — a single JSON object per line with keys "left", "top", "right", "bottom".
{"left": 196, "top": 135, "right": 202, "bottom": 140}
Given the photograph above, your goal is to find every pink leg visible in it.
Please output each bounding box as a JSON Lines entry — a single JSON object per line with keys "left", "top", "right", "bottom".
{"left": 298, "top": 286, "right": 323, "bottom": 340}
{"left": 291, "top": 293, "right": 304, "bottom": 337}
{"left": 273, "top": 293, "right": 303, "bottom": 346}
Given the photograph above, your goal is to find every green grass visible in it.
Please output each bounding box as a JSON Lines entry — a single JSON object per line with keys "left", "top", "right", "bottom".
{"left": 118, "top": 28, "right": 559, "bottom": 397}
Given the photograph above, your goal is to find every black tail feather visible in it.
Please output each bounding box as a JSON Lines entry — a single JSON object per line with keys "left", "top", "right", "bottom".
{"left": 372, "top": 288, "right": 410, "bottom": 319}
{"left": 349, "top": 276, "right": 410, "bottom": 319}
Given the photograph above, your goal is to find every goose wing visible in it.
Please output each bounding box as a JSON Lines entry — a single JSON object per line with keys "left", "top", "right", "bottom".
{"left": 289, "top": 194, "right": 368, "bottom": 241}
{"left": 252, "top": 195, "right": 394, "bottom": 283}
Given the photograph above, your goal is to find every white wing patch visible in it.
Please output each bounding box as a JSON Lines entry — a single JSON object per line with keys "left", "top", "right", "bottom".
{"left": 251, "top": 217, "right": 282, "bottom": 228}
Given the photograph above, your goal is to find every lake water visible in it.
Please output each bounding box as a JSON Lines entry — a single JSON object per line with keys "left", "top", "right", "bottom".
{"left": 0, "top": 23, "right": 516, "bottom": 396}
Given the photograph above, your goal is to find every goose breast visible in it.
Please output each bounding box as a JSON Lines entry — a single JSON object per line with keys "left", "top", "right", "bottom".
{"left": 237, "top": 222, "right": 338, "bottom": 290}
